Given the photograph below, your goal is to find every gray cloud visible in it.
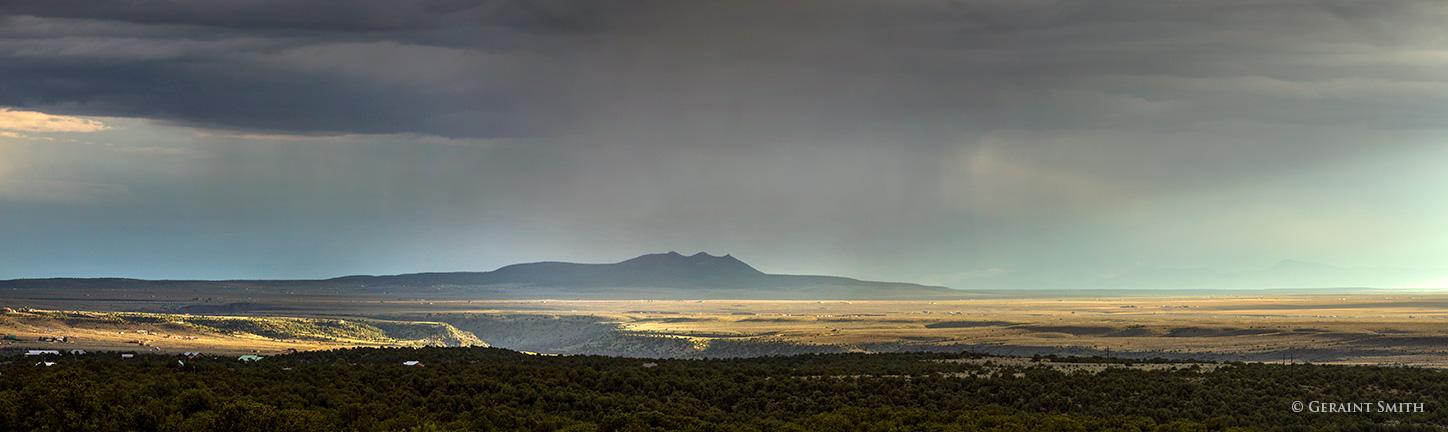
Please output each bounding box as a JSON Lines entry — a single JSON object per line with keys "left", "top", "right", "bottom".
{"left": 3, "top": 1, "right": 1445, "bottom": 138}
{"left": 2, "top": 0, "right": 1447, "bottom": 284}
{"left": 0, "top": 0, "right": 608, "bottom": 33}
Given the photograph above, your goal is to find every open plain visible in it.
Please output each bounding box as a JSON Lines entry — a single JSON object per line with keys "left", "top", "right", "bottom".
{"left": 5, "top": 289, "right": 1448, "bottom": 366}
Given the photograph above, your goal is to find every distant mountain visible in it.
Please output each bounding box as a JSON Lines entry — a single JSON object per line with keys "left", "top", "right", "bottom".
{"left": 0, "top": 252, "right": 964, "bottom": 300}
{"left": 335, "top": 252, "right": 766, "bottom": 288}
{"left": 332, "top": 252, "right": 961, "bottom": 299}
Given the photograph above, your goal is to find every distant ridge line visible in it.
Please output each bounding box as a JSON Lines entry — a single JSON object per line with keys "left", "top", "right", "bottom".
{"left": 0, "top": 252, "right": 962, "bottom": 300}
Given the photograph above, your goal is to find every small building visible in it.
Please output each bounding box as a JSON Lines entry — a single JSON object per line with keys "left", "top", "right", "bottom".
{"left": 35, "top": 361, "right": 57, "bottom": 367}
{"left": 642, "top": 362, "right": 659, "bottom": 368}
{"left": 120, "top": 354, "right": 135, "bottom": 359}
{"left": 402, "top": 361, "right": 423, "bottom": 366}
{"left": 25, "top": 350, "right": 60, "bottom": 356}
{"left": 238, "top": 355, "right": 264, "bottom": 362}
{"left": 69, "top": 349, "right": 86, "bottom": 355}
{"left": 183, "top": 352, "right": 203, "bottom": 358}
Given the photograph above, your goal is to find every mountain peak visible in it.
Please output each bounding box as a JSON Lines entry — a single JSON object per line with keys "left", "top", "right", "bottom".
{"left": 620, "top": 252, "right": 763, "bottom": 275}
{"left": 687, "top": 251, "right": 737, "bottom": 261}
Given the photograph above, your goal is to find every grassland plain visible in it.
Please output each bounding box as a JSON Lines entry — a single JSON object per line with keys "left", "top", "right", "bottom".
{"left": 5, "top": 293, "right": 1448, "bottom": 365}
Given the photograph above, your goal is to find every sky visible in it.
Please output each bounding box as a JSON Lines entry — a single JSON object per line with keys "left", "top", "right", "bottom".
{"left": 1, "top": 0, "right": 1446, "bottom": 289}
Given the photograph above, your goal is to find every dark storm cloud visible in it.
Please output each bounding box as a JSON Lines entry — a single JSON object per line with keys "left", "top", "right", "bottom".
{"left": 0, "top": 0, "right": 622, "bottom": 137}
{"left": 0, "top": 48, "right": 523, "bottom": 137}
{"left": 0, "top": 0, "right": 606, "bottom": 33}
{"left": 3, "top": 0, "right": 1445, "bottom": 138}
{"left": 4, "top": 0, "right": 1448, "bottom": 283}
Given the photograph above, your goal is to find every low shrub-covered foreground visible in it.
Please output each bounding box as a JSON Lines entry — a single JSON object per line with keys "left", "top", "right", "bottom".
{"left": 3, "top": 348, "right": 1445, "bottom": 431}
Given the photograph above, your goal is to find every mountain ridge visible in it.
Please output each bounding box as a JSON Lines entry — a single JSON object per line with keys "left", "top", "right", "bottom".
{"left": 2, "top": 252, "right": 962, "bottom": 300}
{"left": 331, "top": 251, "right": 954, "bottom": 295}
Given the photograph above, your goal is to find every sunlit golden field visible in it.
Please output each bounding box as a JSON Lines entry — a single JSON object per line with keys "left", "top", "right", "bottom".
{"left": 498, "top": 296, "right": 1448, "bottom": 366}
{"left": 5, "top": 292, "right": 1448, "bottom": 366}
